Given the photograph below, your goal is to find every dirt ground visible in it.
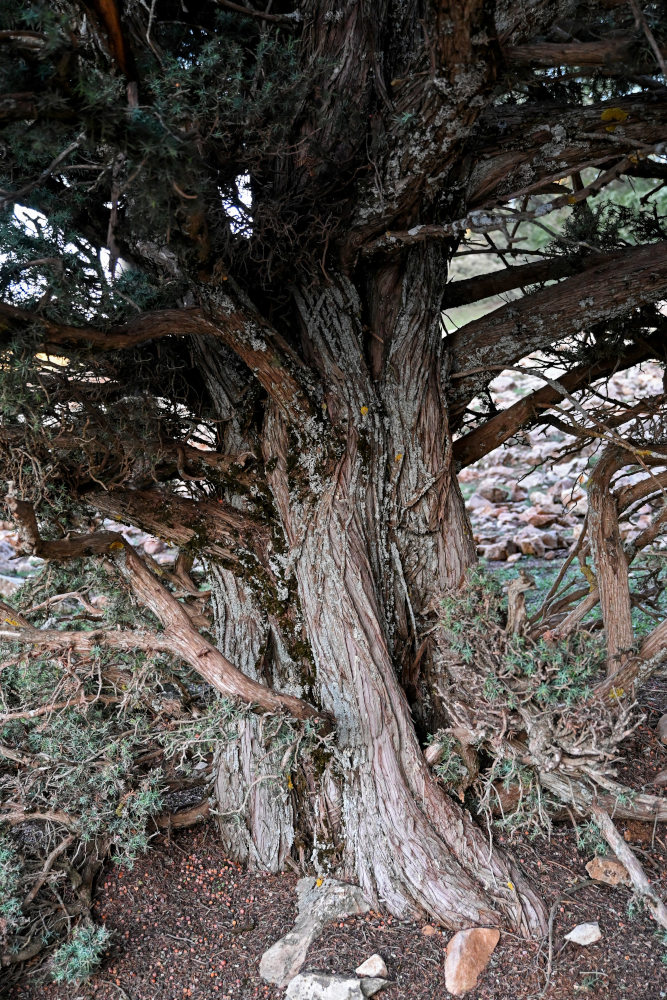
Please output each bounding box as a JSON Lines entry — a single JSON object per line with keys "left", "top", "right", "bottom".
{"left": 10, "top": 681, "right": 667, "bottom": 1000}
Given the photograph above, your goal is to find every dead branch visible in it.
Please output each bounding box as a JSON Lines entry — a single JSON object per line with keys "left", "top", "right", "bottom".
{"left": 0, "top": 808, "right": 79, "bottom": 830}
{"left": 22, "top": 835, "right": 76, "bottom": 910}
{"left": 154, "top": 798, "right": 210, "bottom": 830}
{"left": 590, "top": 804, "right": 667, "bottom": 930}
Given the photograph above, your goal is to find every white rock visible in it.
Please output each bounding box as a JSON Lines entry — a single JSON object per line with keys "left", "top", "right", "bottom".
{"left": 355, "top": 955, "right": 387, "bottom": 978}
{"left": 563, "top": 921, "right": 602, "bottom": 946}
{"left": 285, "top": 973, "right": 386, "bottom": 999}
{"left": 259, "top": 878, "right": 369, "bottom": 987}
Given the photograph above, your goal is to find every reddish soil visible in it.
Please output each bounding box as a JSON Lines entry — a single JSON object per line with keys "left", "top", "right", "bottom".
{"left": 11, "top": 807, "right": 667, "bottom": 999}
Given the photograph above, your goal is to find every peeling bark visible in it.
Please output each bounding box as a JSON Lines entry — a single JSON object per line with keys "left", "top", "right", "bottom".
{"left": 250, "top": 256, "right": 547, "bottom": 935}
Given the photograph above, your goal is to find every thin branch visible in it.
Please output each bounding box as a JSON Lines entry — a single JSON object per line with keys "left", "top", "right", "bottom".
{"left": 628, "top": 0, "right": 667, "bottom": 77}
{"left": 0, "top": 133, "right": 85, "bottom": 209}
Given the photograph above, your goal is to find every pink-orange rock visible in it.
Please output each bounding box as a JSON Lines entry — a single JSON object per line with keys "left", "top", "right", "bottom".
{"left": 444, "top": 927, "right": 500, "bottom": 995}
{"left": 585, "top": 855, "right": 630, "bottom": 886}
{"left": 421, "top": 924, "right": 438, "bottom": 937}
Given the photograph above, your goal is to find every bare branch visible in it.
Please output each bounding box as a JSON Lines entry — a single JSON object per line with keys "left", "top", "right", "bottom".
{"left": 453, "top": 339, "right": 658, "bottom": 468}
{"left": 4, "top": 502, "right": 319, "bottom": 721}
{"left": 446, "top": 241, "right": 667, "bottom": 420}
{"left": 590, "top": 804, "right": 667, "bottom": 930}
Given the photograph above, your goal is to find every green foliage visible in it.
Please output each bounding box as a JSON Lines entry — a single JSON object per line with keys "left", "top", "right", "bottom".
{"left": 51, "top": 924, "right": 111, "bottom": 983}
{"left": 427, "top": 733, "right": 469, "bottom": 788}
{"left": 0, "top": 832, "right": 24, "bottom": 933}
{"left": 575, "top": 819, "right": 607, "bottom": 856}
{"left": 441, "top": 567, "right": 605, "bottom": 708}
{"left": 436, "top": 568, "right": 632, "bottom": 842}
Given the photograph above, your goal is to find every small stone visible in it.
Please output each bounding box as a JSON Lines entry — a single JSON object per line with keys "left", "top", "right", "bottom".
{"left": 285, "top": 973, "right": 386, "bottom": 999}
{"left": 477, "top": 482, "right": 510, "bottom": 504}
{"left": 521, "top": 509, "right": 559, "bottom": 528}
{"left": 656, "top": 714, "right": 667, "bottom": 744}
{"left": 480, "top": 543, "right": 508, "bottom": 561}
{"left": 444, "top": 927, "right": 500, "bottom": 996}
{"left": 563, "top": 921, "right": 602, "bottom": 946}
{"left": 466, "top": 493, "right": 493, "bottom": 512}
{"left": 653, "top": 768, "right": 667, "bottom": 787}
{"left": 421, "top": 924, "right": 438, "bottom": 936}
{"left": 355, "top": 955, "right": 387, "bottom": 978}
{"left": 538, "top": 531, "right": 558, "bottom": 549}
{"left": 585, "top": 855, "right": 631, "bottom": 886}
{"left": 516, "top": 535, "right": 546, "bottom": 558}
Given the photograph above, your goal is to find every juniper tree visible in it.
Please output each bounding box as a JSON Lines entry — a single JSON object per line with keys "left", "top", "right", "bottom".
{"left": 1, "top": 0, "right": 667, "bottom": 948}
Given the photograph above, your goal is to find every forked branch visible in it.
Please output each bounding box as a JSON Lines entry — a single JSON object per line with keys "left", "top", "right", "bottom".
{"left": 4, "top": 501, "right": 319, "bottom": 721}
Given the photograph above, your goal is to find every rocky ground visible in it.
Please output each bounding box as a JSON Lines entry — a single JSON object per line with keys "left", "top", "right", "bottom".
{"left": 6, "top": 361, "right": 667, "bottom": 999}
{"left": 461, "top": 361, "right": 665, "bottom": 566}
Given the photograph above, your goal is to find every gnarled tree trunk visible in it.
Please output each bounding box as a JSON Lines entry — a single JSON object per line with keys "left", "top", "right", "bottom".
{"left": 210, "top": 248, "right": 547, "bottom": 935}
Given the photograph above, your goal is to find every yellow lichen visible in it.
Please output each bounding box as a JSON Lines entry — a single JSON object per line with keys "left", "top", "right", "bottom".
{"left": 600, "top": 107, "right": 628, "bottom": 123}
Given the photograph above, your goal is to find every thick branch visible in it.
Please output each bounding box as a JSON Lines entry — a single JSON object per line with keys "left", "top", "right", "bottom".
{"left": 444, "top": 251, "right": 625, "bottom": 309}
{"left": 5, "top": 502, "right": 318, "bottom": 721}
{"left": 446, "top": 241, "right": 667, "bottom": 421}
{"left": 587, "top": 447, "right": 634, "bottom": 675}
{"left": 0, "top": 302, "right": 209, "bottom": 350}
{"left": 468, "top": 97, "right": 667, "bottom": 206}
{"left": 199, "top": 285, "right": 314, "bottom": 423}
{"left": 90, "top": 488, "right": 273, "bottom": 572}
{"left": 550, "top": 470, "right": 667, "bottom": 642}
{"left": 1, "top": 290, "right": 314, "bottom": 422}
{"left": 505, "top": 36, "right": 663, "bottom": 68}
{"left": 452, "top": 339, "right": 656, "bottom": 468}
